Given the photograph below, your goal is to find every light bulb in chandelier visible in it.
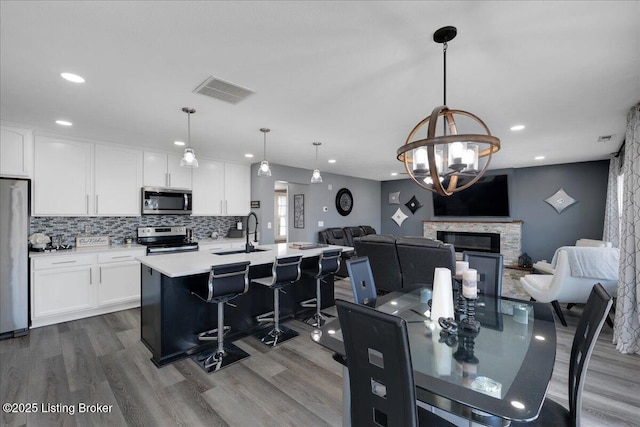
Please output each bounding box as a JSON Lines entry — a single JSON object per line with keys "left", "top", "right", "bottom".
{"left": 257, "top": 128, "right": 272, "bottom": 177}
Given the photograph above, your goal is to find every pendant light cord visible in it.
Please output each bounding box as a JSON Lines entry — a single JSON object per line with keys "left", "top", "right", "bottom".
{"left": 443, "top": 42, "right": 448, "bottom": 106}
{"left": 263, "top": 132, "right": 267, "bottom": 159}
{"left": 187, "top": 111, "right": 191, "bottom": 147}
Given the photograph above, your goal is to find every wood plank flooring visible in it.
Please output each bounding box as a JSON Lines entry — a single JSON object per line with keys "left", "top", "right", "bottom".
{"left": 1, "top": 279, "right": 638, "bottom": 427}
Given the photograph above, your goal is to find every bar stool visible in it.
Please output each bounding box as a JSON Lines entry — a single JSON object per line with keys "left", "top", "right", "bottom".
{"left": 252, "top": 254, "right": 303, "bottom": 346}
{"left": 190, "top": 261, "right": 251, "bottom": 372}
{"left": 301, "top": 249, "right": 342, "bottom": 327}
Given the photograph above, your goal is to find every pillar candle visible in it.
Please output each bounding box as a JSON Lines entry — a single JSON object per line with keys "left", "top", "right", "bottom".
{"left": 462, "top": 268, "right": 478, "bottom": 299}
{"left": 455, "top": 261, "right": 469, "bottom": 279}
{"left": 431, "top": 267, "right": 455, "bottom": 324}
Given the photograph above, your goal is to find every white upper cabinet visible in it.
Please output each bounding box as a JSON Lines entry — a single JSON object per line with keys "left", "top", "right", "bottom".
{"left": 192, "top": 159, "right": 250, "bottom": 216}
{"left": 192, "top": 158, "right": 224, "bottom": 215}
{"left": 0, "top": 124, "right": 33, "bottom": 178}
{"left": 34, "top": 136, "right": 93, "bottom": 216}
{"left": 34, "top": 136, "right": 142, "bottom": 216}
{"left": 94, "top": 145, "right": 142, "bottom": 216}
{"left": 143, "top": 151, "right": 192, "bottom": 189}
{"left": 224, "top": 162, "right": 250, "bottom": 216}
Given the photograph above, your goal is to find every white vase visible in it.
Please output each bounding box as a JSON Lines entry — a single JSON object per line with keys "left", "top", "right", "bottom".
{"left": 431, "top": 267, "right": 455, "bottom": 325}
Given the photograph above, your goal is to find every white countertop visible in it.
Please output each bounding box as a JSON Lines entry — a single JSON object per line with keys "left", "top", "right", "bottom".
{"left": 137, "top": 242, "right": 352, "bottom": 278}
{"left": 196, "top": 237, "right": 245, "bottom": 246}
{"left": 29, "top": 243, "right": 146, "bottom": 258}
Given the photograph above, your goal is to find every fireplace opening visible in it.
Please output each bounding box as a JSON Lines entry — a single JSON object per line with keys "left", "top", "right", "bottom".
{"left": 437, "top": 231, "right": 500, "bottom": 254}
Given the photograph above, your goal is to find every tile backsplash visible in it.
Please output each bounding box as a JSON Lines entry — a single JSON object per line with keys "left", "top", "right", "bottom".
{"left": 30, "top": 215, "right": 244, "bottom": 246}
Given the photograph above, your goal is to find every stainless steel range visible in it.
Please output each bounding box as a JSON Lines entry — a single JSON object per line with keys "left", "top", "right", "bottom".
{"left": 137, "top": 226, "right": 198, "bottom": 255}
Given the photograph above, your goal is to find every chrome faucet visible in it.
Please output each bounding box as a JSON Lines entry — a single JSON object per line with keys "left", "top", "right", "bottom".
{"left": 245, "top": 212, "right": 259, "bottom": 253}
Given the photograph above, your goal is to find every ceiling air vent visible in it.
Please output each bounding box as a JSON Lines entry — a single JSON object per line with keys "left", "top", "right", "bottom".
{"left": 598, "top": 135, "right": 614, "bottom": 143}
{"left": 193, "top": 76, "right": 255, "bottom": 104}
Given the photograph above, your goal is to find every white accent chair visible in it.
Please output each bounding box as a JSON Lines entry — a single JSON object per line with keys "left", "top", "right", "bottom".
{"left": 532, "top": 239, "right": 613, "bottom": 274}
{"left": 520, "top": 249, "right": 618, "bottom": 326}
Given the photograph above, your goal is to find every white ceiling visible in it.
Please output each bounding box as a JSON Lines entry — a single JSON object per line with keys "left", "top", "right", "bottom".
{"left": 1, "top": 1, "right": 638, "bottom": 182}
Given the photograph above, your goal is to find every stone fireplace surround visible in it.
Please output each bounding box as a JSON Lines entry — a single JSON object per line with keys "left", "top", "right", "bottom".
{"left": 423, "top": 220, "right": 523, "bottom": 266}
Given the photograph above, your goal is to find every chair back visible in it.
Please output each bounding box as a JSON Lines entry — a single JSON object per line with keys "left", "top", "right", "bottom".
{"left": 359, "top": 225, "right": 377, "bottom": 236}
{"left": 194, "top": 261, "right": 250, "bottom": 302}
{"left": 336, "top": 299, "right": 418, "bottom": 427}
{"left": 395, "top": 237, "right": 455, "bottom": 287}
{"left": 569, "top": 283, "right": 612, "bottom": 427}
{"left": 315, "top": 249, "right": 342, "bottom": 278}
{"left": 270, "top": 255, "right": 303, "bottom": 286}
{"left": 354, "top": 234, "right": 402, "bottom": 293}
{"left": 346, "top": 257, "right": 377, "bottom": 306}
{"left": 344, "top": 226, "right": 365, "bottom": 247}
{"left": 462, "top": 251, "right": 503, "bottom": 297}
{"left": 325, "top": 227, "right": 348, "bottom": 246}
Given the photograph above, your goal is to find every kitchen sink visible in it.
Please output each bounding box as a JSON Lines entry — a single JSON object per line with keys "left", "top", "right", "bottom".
{"left": 213, "top": 248, "right": 269, "bottom": 255}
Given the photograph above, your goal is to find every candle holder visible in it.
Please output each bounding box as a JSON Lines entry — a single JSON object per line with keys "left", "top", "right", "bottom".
{"left": 453, "top": 278, "right": 467, "bottom": 321}
{"left": 461, "top": 297, "right": 481, "bottom": 333}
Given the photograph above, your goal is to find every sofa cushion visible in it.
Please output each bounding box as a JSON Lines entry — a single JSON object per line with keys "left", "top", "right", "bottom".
{"left": 359, "top": 225, "right": 377, "bottom": 236}
{"left": 344, "top": 226, "right": 365, "bottom": 247}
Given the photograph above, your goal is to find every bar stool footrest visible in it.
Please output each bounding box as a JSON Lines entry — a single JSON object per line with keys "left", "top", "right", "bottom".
{"left": 197, "top": 325, "right": 230, "bottom": 341}
{"left": 252, "top": 325, "right": 299, "bottom": 347}
{"left": 191, "top": 342, "right": 249, "bottom": 373}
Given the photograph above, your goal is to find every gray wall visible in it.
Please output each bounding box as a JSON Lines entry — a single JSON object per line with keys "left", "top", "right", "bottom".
{"left": 251, "top": 163, "right": 381, "bottom": 244}
{"left": 381, "top": 160, "right": 609, "bottom": 262}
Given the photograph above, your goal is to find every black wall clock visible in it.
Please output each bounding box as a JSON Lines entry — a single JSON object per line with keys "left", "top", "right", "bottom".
{"left": 336, "top": 188, "right": 353, "bottom": 216}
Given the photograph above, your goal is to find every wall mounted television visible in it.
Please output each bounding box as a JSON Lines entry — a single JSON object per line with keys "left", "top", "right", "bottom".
{"left": 432, "top": 174, "right": 510, "bottom": 217}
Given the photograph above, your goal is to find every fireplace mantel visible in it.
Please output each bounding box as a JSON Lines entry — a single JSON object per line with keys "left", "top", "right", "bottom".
{"left": 423, "top": 220, "right": 523, "bottom": 265}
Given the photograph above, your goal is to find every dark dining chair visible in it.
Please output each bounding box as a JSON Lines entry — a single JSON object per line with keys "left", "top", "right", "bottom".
{"left": 462, "top": 251, "right": 504, "bottom": 297}
{"left": 511, "top": 283, "right": 613, "bottom": 427}
{"left": 346, "top": 256, "right": 377, "bottom": 306}
{"left": 336, "top": 299, "right": 455, "bottom": 427}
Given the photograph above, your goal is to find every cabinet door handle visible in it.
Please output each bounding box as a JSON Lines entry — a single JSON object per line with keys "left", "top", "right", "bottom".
{"left": 52, "top": 260, "right": 76, "bottom": 265}
{"left": 168, "top": 173, "right": 172, "bottom": 187}
{"left": 220, "top": 200, "right": 223, "bottom": 214}
{"left": 95, "top": 195, "right": 99, "bottom": 214}
{"left": 99, "top": 266, "right": 102, "bottom": 283}
{"left": 111, "top": 255, "right": 131, "bottom": 259}
{"left": 86, "top": 195, "right": 89, "bottom": 214}
{"left": 90, "top": 268, "right": 93, "bottom": 285}
{"left": 225, "top": 200, "right": 228, "bottom": 214}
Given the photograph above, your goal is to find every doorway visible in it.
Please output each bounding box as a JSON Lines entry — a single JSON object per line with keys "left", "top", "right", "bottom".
{"left": 274, "top": 181, "right": 288, "bottom": 243}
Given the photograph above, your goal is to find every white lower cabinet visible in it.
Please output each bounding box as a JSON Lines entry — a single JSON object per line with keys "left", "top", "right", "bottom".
{"left": 97, "top": 251, "right": 142, "bottom": 306}
{"left": 32, "top": 265, "right": 94, "bottom": 318}
{"left": 30, "top": 248, "right": 145, "bottom": 328}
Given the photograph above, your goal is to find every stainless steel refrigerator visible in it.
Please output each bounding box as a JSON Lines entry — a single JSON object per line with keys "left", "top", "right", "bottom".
{"left": 0, "top": 178, "right": 29, "bottom": 338}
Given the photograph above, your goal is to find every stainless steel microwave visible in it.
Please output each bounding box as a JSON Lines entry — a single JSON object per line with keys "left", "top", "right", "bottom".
{"left": 141, "top": 187, "right": 192, "bottom": 215}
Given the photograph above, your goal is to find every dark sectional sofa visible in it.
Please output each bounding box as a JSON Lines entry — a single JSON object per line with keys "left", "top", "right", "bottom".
{"left": 318, "top": 225, "right": 377, "bottom": 277}
{"left": 353, "top": 234, "right": 455, "bottom": 293}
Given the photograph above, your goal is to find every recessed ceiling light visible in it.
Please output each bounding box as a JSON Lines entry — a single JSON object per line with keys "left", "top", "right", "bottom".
{"left": 391, "top": 172, "right": 399, "bottom": 176}
{"left": 173, "top": 140, "right": 185, "bottom": 146}
{"left": 60, "top": 72, "right": 85, "bottom": 83}
{"left": 510, "top": 125, "right": 525, "bottom": 131}
{"left": 328, "top": 159, "right": 336, "bottom": 164}
{"left": 534, "top": 155, "right": 545, "bottom": 160}
{"left": 244, "top": 153, "right": 254, "bottom": 158}
{"left": 55, "top": 120, "right": 72, "bottom": 126}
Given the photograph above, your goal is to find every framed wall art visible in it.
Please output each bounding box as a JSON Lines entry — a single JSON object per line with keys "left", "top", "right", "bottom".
{"left": 294, "top": 194, "right": 305, "bottom": 228}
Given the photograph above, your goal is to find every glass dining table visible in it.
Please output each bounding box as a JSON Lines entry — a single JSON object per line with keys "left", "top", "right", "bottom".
{"left": 312, "top": 285, "right": 557, "bottom": 426}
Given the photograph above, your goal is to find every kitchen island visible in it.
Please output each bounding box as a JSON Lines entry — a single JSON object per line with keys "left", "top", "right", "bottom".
{"left": 137, "top": 243, "right": 350, "bottom": 366}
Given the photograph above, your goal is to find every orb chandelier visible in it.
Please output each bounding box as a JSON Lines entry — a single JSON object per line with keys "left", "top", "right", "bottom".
{"left": 396, "top": 26, "right": 500, "bottom": 196}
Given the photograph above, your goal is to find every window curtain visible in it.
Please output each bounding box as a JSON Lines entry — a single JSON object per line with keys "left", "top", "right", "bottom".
{"left": 614, "top": 102, "right": 640, "bottom": 355}
{"left": 603, "top": 154, "right": 622, "bottom": 248}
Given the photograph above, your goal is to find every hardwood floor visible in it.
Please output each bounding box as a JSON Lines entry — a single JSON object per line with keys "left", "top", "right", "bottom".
{"left": 1, "top": 279, "right": 638, "bottom": 427}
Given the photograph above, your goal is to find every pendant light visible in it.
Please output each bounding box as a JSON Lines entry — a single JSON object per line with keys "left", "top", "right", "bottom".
{"left": 311, "top": 142, "right": 323, "bottom": 183}
{"left": 396, "top": 26, "right": 500, "bottom": 196}
{"left": 179, "top": 107, "right": 199, "bottom": 168}
{"left": 257, "top": 128, "right": 272, "bottom": 177}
